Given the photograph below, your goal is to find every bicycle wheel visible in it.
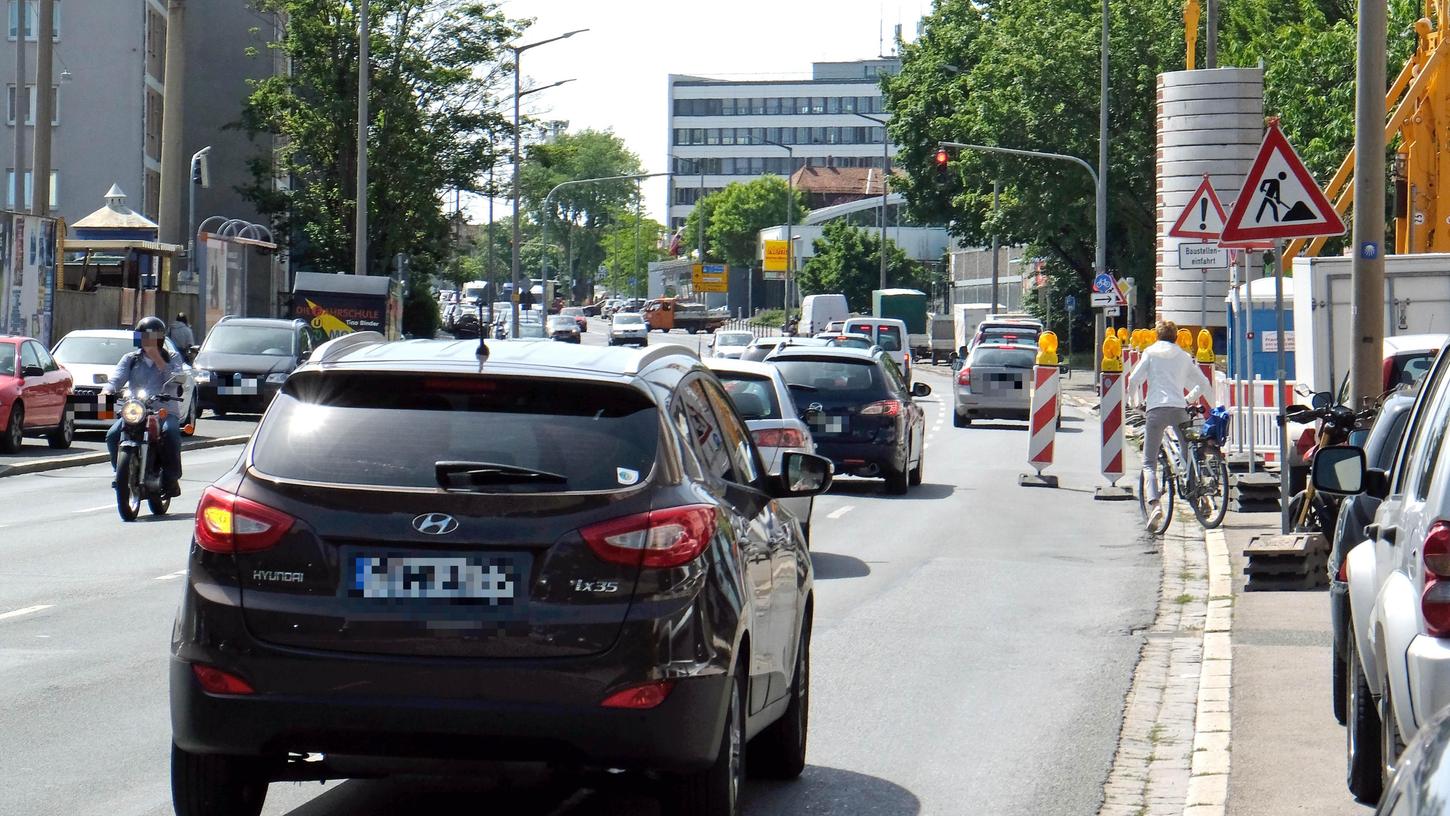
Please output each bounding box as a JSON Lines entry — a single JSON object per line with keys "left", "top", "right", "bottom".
{"left": 1191, "top": 444, "right": 1230, "bottom": 529}
{"left": 1139, "top": 448, "right": 1175, "bottom": 535}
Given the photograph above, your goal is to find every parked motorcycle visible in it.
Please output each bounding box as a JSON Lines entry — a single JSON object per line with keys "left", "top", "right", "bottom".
{"left": 114, "top": 378, "right": 184, "bottom": 521}
{"left": 1283, "top": 391, "right": 1376, "bottom": 535}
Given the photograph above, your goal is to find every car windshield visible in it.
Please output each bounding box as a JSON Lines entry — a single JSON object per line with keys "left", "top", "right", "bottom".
{"left": 548, "top": 316, "right": 575, "bottom": 330}
{"left": 773, "top": 358, "right": 889, "bottom": 405}
{"left": 561, "top": 308, "right": 583, "bottom": 316}
{"left": 614, "top": 313, "right": 643, "bottom": 325}
{"left": 204, "top": 326, "right": 295, "bottom": 356}
{"left": 971, "top": 348, "right": 1037, "bottom": 368}
{"left": 252, "top": 373, "right": 659, "bottom": 492}
{"left": 716, "top": 332, "right": 752, "bottom": 347}
{"left": 715, "top": 372, "right": 782, "bottom": 420}
{"left": 1387, "top": 352, "right": 1436, "bottom": 388}
{"left": 0, "top": 344, "right": 14, "bottom": 377}
{"left": 514, "top": 322, "right": 548, "bottom": 338}
{"left": 52, "top": 335, "right": 136, "bottom": 366}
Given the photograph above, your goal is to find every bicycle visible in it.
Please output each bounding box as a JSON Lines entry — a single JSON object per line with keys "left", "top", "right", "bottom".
{"left": 1139, "top": 405, "right": 1231, "bottom": 535}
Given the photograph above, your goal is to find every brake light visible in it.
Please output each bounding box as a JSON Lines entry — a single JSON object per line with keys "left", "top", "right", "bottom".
{"left": 581, "top": 505, "right": 717, "bottom": 568}
{"left": 957, "top": 367, "right": 972, "bottom": 386}
{"left": 601, "top": 680, "right": 676, "bottom": 709}
{"left": 1423, "top": 522, "right": 1450, "bottom": 636}
{"left": 861, "top": 400, "right": 902, "bottom": 417}
{"left": 194, "top": 486, "right": 296, "bottom": 554}
{"left": 191, "top": 663, "right": 255, "bottom": 695}
{"left": 752, "top": 428, "right": 807, "bottom": 448}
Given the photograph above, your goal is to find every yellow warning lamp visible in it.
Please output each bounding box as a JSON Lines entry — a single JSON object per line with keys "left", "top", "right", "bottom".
{"left": 1130, "top": 329, "right": 1146, "bottom": 351}
{"left": 1102, "top": 336, "right": 1123, "bottom": 372}
{"left": 1176, "top": 328, "right": 1193, "bottom": 352}
{"left": 1196, "top": 328, "right": 1215, "bottom": 363}
{"left": 1036, "top": 330, "right": 1059, "bottom": 366}
{"left": 1116, "top": 327, "right": 1128, "bottom": 346}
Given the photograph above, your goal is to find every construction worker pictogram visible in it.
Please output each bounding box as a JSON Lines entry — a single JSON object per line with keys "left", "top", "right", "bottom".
{"left": 1021, "top": 331, "right": 1060, "bottom": 489}
{"left": 1221, "top": 119, "right": 1347, "bottom": 242}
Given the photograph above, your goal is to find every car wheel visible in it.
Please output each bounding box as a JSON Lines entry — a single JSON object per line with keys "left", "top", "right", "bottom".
{"left": 885, "top": 467, "right": 909, "bottom": 495}
{"left": 1346, "top": 624, "right": 1383, "bottom": 803}
{"left": 171, "top": 743, "right": 269, "bottom": 816}
{"left": 909, "top": 448, "right": 924, "bottom": 486}
{"left": 751, "top": 619, "right": 810, "bottom": 780}
{"left": 115, "top": 449, "right": 141, "bottom": 522}
{"left": 953, "top": 410, "right": 968, "bottom": 428}
{"left": 1332, "top": 636, "right": 1347, "bottom": 726}
{"left": 47, "top": 406, "right": 73, "bottom": 449}
{"left": 1381, "top": 674, "right": 1406, "bottom": 793}
{"left": 665, "top": 668, "right": 745, "bottom": 816}
{"left": 1, "top": 403, "right": 23, "bottom": 453}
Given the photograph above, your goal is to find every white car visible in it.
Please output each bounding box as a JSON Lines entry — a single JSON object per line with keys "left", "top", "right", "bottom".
{"left": 51, "top": 329, "right": 198, "bottom": 433}
{"left": 705, "top": 358, "right": 817, "bottom": 541}
{"left": 608, "top": 312, "right": 648, "bottom": 346}
{"left": 1319, "top": 336, "right": 1450, "bottom": 803}
{"left": 708, "top": 330, "right": 754, "bottom": 359}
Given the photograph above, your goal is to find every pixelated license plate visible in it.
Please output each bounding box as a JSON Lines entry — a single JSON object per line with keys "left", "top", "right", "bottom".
{"left": 810, "top": 414, "right": 848, "bottom": 434}
{"left": 350, "top": 555, "right": 519, "bottom": 602}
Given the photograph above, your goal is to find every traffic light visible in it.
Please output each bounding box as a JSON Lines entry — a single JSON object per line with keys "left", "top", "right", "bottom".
{"left": 933, "top": 147, "right": 953, "bottom": 190}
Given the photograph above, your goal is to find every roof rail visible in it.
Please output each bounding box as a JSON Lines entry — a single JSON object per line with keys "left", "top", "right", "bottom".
{"left": 629, "top": 343, "right": 699, "bottom": 374}
{"left": 314, "top": 331, "right": 387, "bottom": 364}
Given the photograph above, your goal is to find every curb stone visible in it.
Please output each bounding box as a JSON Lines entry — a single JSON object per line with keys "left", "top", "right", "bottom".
{"left": 0, "top": 435, "right": 250, "bottom": 479}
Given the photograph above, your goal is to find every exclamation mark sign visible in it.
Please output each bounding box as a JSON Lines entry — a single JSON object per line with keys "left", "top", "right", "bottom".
{"left": 1199, "top": 198, "right": 1208, "bottom": 230}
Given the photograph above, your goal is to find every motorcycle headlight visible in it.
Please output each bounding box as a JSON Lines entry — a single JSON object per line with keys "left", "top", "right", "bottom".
{"left": 120, "top": 400, "right": 146, "bottom": 426}
{"left": 266, "top": 372, "right": 288, "bottom": 384}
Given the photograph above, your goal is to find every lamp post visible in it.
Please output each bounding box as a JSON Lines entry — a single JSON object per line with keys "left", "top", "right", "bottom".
{"left": 508, "top": 29, "right": 588, "bottom": 336}
{"left": 188, "top": 145, "right": 211, "bottom": 320}
{"left": 762, "top": 140, "right": 795, "bottom": 312}
{"left": 538, "top": 172, "right": 668, "bottom": 306}
{"left": 854, "top": 113, "right": 892, "bottom": 291}
{"left": 354, "top": 0, "right": 369, "bottom": 275}
{"left": 671, "top": 156, "right": 707, "bottom": 267}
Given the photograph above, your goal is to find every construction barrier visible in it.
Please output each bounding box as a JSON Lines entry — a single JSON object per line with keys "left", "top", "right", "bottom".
{"left": 1022, "top": 331, "right": 1060, "bottom": 488}
{"left": 1100, "top": 337, "right": 1125, "bottom": 485}
{"left": 1224, "top": 379, "right": 1297, "bottom": 463}
{"left": 1195, "top": 329, "right": 1215, "bottom": 414}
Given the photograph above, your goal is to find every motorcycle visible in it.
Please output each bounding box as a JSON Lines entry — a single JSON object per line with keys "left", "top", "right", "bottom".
{"left": 1283, "top": 391, "right": 1377, "bottom": 535}
{"left": 114, "top": 377, "right": 184, "bottom": 521}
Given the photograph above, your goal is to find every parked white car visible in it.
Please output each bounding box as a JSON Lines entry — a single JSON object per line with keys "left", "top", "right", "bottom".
{"left": 704, "top": 358, "right": 817, "bottom": 541}
{"left": 1317, "top": 337, "right": 1450, "bottom": 803}
{"left": 51, "top": 329, "right": 198, "bottom": 433}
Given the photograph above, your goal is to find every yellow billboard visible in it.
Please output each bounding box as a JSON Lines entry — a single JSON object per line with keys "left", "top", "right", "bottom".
{"left": 763, "top": 240, "right": 791, "bottom": 273}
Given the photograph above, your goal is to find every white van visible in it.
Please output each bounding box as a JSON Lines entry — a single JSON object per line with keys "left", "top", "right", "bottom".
{"left": 798, "top": 294, "right": 849, "bottom": 336}
{"left": 843, "top": 316, "right": 911, "bottom": 380}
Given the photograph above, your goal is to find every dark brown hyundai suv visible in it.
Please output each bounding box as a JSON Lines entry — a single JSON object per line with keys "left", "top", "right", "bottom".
{"left": 168, "top": 334, "right": 830, "bottom": 816}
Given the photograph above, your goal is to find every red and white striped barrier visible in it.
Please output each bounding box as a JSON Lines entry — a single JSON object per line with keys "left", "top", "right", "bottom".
{"left": 1197, "top": 361, "right": 1214, "bottom": 413}
{"left": 1225, "top": 379, "right": 1298, "bottom": 463}
{"left": 1100, "top": 371, "right": 1125, "bottom": 485}
{"left": 1027, "top": 364, "right": 1058, "bottom": 475}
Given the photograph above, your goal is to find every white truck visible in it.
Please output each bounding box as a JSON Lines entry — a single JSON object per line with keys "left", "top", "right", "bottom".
{"left": 1292, "top": 253, "right": 1450, "bottom": 395}
{"left": 951, "top": 303, "right": 1005, "bottom": 358}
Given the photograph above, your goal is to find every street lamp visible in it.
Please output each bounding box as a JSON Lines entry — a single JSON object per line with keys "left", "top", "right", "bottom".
{"left": 509, "top": 28, "right": 588, "bottom": 336}
{"left": 854, "top": 113, "right": 892, "bottom": 291}
{"left": 537, "top": 172, "right": 668, "bottom": 307}
{"left": 762, "top": 140, "right": 796, "bottom": 312}
{"left": 671, "top": 156, "right": 707, "bottom": 265}
{"left": 355, "top": 0, "right": 369, "bottom": 275}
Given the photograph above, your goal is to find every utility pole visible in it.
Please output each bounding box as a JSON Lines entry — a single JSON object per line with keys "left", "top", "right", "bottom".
{"left": 486, "top": 167, "right": 495, "bottom": 323}
{"left": 354, "top": 0, "right": 370, "bottom": 275}
{"left": 1097, "top": 0, "right": 1110, "bottom": 378}
{"left": 1349, "top": 0, "right": 1386, "bottom": 408}
{"left": 31, "top": 0, "right": 51, "bottom": 216}
{"left": 158, "top": 0, "right": 186, "bottom": 243}
{"left": 1205, "top": 0, "right": 1218, "bottom": 68}
{"left": 990, "top": 180, "right": 1001, "bottom": 308}
{"left": 11, "top": 1, "right": 23, "bottom": 212}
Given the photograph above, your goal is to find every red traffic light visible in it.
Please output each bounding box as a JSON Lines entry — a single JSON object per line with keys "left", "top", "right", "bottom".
{"left": 933, "top": 148, "right": 951, "bottom": 168}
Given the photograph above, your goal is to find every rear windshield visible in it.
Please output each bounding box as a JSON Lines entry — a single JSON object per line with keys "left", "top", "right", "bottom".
{"left": 204, "top": 326, "right": 295, "bottom": 356}
{"left": 715, "top": 372, "right": 781, "bottom": 420}
{"left": 849, "top": 323, "right": 902, "bottom": 352}
{"left": 251, "top": 373, "right": 660, "bottom": 492}
{"left": 740, "top": 342, "right": 780, "bottom": 362}
{"left": 1387, "top": 352, "right": 1436, "bottom": 388}
{"left": 773, "top": 358, "right": 888, "bottom": 404}
{"left": 979, "top": 327, "right": 1035, "bottom": 344}
{"left": 971, "top": 347, "right": 1037, "bottom": 368}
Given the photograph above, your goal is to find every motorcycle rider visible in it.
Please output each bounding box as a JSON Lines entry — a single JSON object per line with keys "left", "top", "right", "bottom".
{"left": 104, "top": 316, "right": 185, "bottom": 497}
{"left": 1128, "top": 320, "right": 1213, "bottom": 530}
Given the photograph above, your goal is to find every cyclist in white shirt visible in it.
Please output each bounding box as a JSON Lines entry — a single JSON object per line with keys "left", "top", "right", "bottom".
{"left": 1128, "top": 321, "right": 1213, "bottom": 529}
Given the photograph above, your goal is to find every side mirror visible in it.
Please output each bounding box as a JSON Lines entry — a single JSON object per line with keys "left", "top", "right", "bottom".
{"left": 950, "top": 356, "right": 964, "bottom": 372}
{"left": 770, "top": 451, "right": 833, "bottom": 498}
{"left": 1311, "top": 391, "right": 1332, "bottom": 410}
{"left": 1312, "top": 446, "right": 1367, "bottom": 496}
{"left": 1295, "top": 382, "right": 1313, "bottom": 397}
{"left": 21, "top": 364, "right": 44, "bottom": 378}
{"left": 911, "top": 381, "right": 932, "bottom": 398}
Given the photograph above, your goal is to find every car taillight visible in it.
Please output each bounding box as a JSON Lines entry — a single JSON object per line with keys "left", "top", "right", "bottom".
{"left": 860, "top": 400, "right": 902, "bottom": 417}
{"left": 957, "top": 367, "right": 972, "bottom": 386}
{"left": 191, "top": 663, "right": 255, "bottom": 695}
{"left": 752, "top": 428, "right": 807, "bottom": 448}
{"left": 1423, "top": 522, "right": 1450, "bottom": 636}
{"left": 194, "top": 486, "right": 296, "bottom": 554}
{"left": 1383, "top": 356, "right": 1395, "bottom": 392}
{"left": 580, "top": 504, "right": 717, "bottom": 569}
{"left": 600, "top": 680, "right": 676, "bottom": 709}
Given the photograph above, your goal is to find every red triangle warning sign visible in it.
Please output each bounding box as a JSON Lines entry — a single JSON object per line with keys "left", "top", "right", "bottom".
{"left": 1221, "top": 120, "right": 1346, "bottom": 242}
{"left": 1167, "top": 175, "right": 1229, "bottom": 240}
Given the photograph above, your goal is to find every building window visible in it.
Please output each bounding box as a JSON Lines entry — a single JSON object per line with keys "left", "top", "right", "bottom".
{"left": 764, "top": 97, "right": 779, "bottom": 115}
{"left": 6, "top": 84, "right": 58, "bottom": 126}
{"left": 842, "top": 96, "right": 857, "bottom": 113}
{"left": 690, "top": 128, "right": 704, "bottom": 145}
{"left": 827, "top": 97, "right": 841, "bottom": 114}
{"left": 811, "top": 97, "right": 825, "bottom": 114}
{"left": 673, "top": 128, "right": 687, "bottom": 146}
{"left": 6, "top": 168, "right": 58, "bottom": 209}
{"left": 705, "top": 128, "right": 719, "bottom": 145}
{"left": 751, "top": 98, "right": 765, "bottom": 115}
{"left": 8, "top": 0, "right": 59, "bottom": 41}
{"left": 722, "top": 97, "right": 735, "bottom": 116}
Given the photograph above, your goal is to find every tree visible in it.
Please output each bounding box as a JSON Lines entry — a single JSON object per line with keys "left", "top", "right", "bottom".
{"left": 599, "top": 209, "right": 667, "bottom": 297}
{"left": 685, "top": 176, "right": 807, "bottom": 273}
{"left": 239, "top": 0, "right": 523, "bottom": 334}
{"left": 798, "top": 221, "right": 925, "bottom": 310}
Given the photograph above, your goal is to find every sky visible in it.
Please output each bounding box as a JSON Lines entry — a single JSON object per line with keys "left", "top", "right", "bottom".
{"left": 464, "top": 0, "right": 933, "bottom": 226}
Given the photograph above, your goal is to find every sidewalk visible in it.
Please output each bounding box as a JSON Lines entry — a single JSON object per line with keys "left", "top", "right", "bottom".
{"left": 0, "top": 415, "right": 255, "bottom": 478}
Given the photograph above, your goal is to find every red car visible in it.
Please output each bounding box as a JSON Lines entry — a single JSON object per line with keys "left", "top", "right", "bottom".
{"left": 1, "top": 335, "right": 74, "bottom": 453}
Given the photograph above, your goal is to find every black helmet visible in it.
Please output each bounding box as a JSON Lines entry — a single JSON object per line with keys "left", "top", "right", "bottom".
{"left": 135, "top": 316, "right": 167, "bottom": 341}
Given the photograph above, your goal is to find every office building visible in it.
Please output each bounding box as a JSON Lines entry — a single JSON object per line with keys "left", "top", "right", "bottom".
{"left": 666, "top": 58, "right": 901, "bottom": 229}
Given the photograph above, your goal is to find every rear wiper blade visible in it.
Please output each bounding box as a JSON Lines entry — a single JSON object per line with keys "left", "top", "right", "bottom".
{"left": 435, "top": 460, "right": 567, "bottom": 489}
{"left": 786, "top": 383, "right": 819, "bottom": 392}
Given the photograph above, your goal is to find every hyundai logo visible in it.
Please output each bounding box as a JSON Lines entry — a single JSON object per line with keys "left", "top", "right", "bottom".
{"left": 412, "top": 513, "right": 459, "bottom": 536}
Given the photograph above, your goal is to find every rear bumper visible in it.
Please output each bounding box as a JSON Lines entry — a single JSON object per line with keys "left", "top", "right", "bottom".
{"left": 1407, "top": 635, "right": 1450, "bottom": 731}
{"left": 954, "top": 390, "right": 1029, "bottom": 419}
{"left": 812, "top": 439, "right": 904, "bottom": 476}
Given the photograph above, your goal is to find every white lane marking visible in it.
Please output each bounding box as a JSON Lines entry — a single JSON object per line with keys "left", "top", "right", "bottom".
{"left": 0, "top": 604, "right": 54, "bottom": 621}
{"left": 154, "top": 570, "right": 188, "bottom": 581}
{"left": 72, "top": 503, "right": 115, "bottom": 514}
{"left": 826, "top": 505, "right": 854, "bottom": 520}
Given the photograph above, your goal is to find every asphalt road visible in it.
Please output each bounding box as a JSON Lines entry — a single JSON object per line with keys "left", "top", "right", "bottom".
{"left": 0, "top": 323, "right": 1157, "bottom": 816}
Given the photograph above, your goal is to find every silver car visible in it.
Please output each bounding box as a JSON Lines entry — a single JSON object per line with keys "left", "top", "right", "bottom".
{"left": 708, "top": 330, "right": 754, "bottom": 359}
{"left": 608, "top": 312, "right": 648, "bottom": 346}
{"left": 705, "top": 358, "right": 818, "bottom": 541}
{"left": 951, "top": 343, "right": 1038, "bottom": 427}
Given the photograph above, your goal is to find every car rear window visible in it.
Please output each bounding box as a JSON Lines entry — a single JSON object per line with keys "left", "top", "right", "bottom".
{"left": 714, "top": 372, "right": 781, "bottom": 420}
{"left": 1388, "top": 352, "right": 1436, "bottom": 388}
{"left": 740, "top": 342, "right": 780, "bottom": 362}
{"left": 251, "top": 373, "right": 660, "bottom": 492}
{"left": 874, "top": 325, "right": 903, "bottom": 352}
{"left": 971, "top": 348, "right": 1037, "bottom": 368}
{"left": 204, "top": 326, "right": 295, "bottom": 356}
{"left": 773, "top": 358, "right": 889, "bottom": 404}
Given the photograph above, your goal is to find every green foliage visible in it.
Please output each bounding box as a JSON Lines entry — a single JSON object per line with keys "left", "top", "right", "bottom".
{"left": 240, "top": 0, "right": 523, "bottom": 283}
{"left": 798, "top": 221, "right": 924, "bottom": 310}
{"left": 685, "top": 177, "right": 807, "bottom": 271}
{"left": 750, "top": 308, "right": 786, "bottom": 328}
{"left": 599, "top": 209, "right": 667, "bottom": 297}
{"left": 402, "top": 276, "right": 440, "bottom": 338}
